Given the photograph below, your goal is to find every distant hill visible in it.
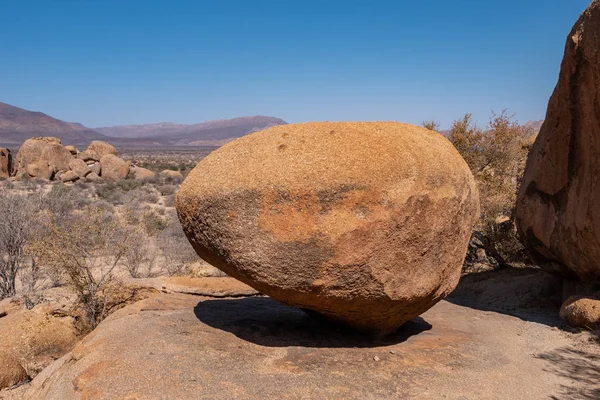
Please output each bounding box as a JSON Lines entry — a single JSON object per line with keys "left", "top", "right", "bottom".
{"left": 95, "top": 116, "right": 288, "bottom": 146}
{"left": 0, "top": 102, "right": 284, "bottom": 148}
{"left": 0, "top": 102, "right": 111, "bottom": 147}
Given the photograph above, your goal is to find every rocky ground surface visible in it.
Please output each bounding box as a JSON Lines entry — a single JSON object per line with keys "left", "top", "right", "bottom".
{"left": 2, "top": 268, "right": 598, "bottom": 400}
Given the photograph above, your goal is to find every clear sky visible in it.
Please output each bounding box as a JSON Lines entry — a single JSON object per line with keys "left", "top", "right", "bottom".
{"left": 0, "top": 0, "right": 591, "bottom": 128}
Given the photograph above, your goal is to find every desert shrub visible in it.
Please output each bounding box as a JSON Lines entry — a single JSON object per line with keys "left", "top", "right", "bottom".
{"left": 123, "top": 229, "right": 157, "bottom": 278}
{"left": 157, "top": 184, "right": 177, "bottom": 196}
{"left": 0, "top": 193, "right": 39, "bottom": 298}
{"left": 145, "top": 193, "right": 159, "bottom": 204}
{"left": 422, "top": 120, "right": 440, "bottom": 131}
{"left": 95, "top": 182, "right": 120, "bottom": 201}
{"left": 448, "top": 111, "right": 534, "bottom": 267}
{"left": 35, "top": 207, "right": 132, "bottom": 330}
{"left": 74, "top": 180, "right": 91, "bottom": 190}
{"left": 142, "top": 211, "right": 168, "bottom": 237}
{"left": 96, "top": 180, "right": 143, "bottom": 204}
{"left": 43, "top": 183, "right": 78, "bottom": 223}
{"left": 117, "top": 179, "right": 142, "bottom": 192}
{"left": 157, "top": 220, "right": 198, "bottom": 276}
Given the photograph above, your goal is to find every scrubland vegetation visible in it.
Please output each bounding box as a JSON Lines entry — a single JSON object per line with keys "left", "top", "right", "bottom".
{"left": 0, "top": 160, "right": 203, "bottom": 332}
{"left": 424, "top": 111, "right": 536, "bottom": 272}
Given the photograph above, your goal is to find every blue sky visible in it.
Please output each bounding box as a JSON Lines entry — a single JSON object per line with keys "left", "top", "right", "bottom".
{"left": 0, "top": 0, "right": 591, "bottom": 128}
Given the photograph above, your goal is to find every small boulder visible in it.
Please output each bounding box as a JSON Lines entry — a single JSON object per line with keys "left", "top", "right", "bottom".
{"left": 87, "top": 140, "right": 118, "bottom": 159}
{"left": 59, "top": 170, "right": 79, "bottom": 183}
{"left": 64, "top": 145, "right": 78, "bottom": 155}
{"left": 89, "top": 163, "right": 101, "bottom": 176}
{"left": 85, "top": 172, "right": 101, "bottom": 182}
{"left": 159, "top": 170, "right": 184, "bottom": 181}
{"left": 77, "top": 150, "right": 100, "bottom": 163}
{"left": 560, "top": 296, "right": 600, "bottom": 330}
{"left": 68, "top": 158, "right": 92, "bottom": 178}
{"left": 0, "top": 148, "right": 12, "bottom": 179}
{"left": 100, "top": 154, "right": 131, "bottom": 181}
{"left": 13, "top": 137, "right": 73, "bottom": 179}
{"left": 131, "top": 166, "right": 156, "bottom": 182}
{"left": 177, "top": 122, "right": 479, "bottom": 335}
{"left": 0, "top": 351, "right": 28, "bottom": 390}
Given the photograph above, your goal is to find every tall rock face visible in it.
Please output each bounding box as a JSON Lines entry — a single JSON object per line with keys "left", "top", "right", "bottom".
{"left": 0, "top": 148, "right": 12, "bottom": 178}
{"left": 12, "top": 137, "right": 74, "bottom": 180}
{"left": 516, "top": 1, "right": 600, "bottom": 282}
{"left": 177, "top": 122, "right": 479, "bottom": 335}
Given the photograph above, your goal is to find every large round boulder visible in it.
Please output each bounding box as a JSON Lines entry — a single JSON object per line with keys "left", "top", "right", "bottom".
{"left": 176, "top": 122, "right": 479, "bottom": 335}
{"left": 13, "top": 137, "right": 73, "bottom": 180}
{"left": 87, "top": 140, "right": 118, "bottom": 159}
{"left": 516, "top": 1, "right": 600, "bottom": 282}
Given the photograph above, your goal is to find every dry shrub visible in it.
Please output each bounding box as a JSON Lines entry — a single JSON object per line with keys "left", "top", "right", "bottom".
{"left": 157, "top": 184, "right": 177, "bottom": 196}
{"left": 157, "top": 218, "right": 198, "bottom": 276}
{"left": 448, "top": 111, "right": 535, "bottom": 268}
{"left": 0, "top": 192, "right": 39, "bottom": 298}
{"left": 123, "top": 229, "right": 157, "bottom": 278}
{"left": 34, "top": 207, "right": 132, "bottom": 330}
{"left": 421, "top": 120, "right": 440, "bottom": 131}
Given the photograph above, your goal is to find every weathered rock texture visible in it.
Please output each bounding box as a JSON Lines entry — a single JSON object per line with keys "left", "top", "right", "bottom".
{"left": 12, "top": 137, "right": 73, "bottom": 180}
{"left": 0, "top": 351, "right": 28, "bottom": 390}
{"left": 516, "top": 1, "right": 600, "bottom": 282}
{"left": 64, "top": 145, "right": 78, "bottom": 155}
{"left": 0, "top": 148, "right": 11, "bottom": 178}
{"left": 77, "top": 150, "right": 99, "bottom": 163}
{"left": 68, "top": 158, "right": 91, "bottom": 179}
{"left": 13, "top": 292, "right": 595, "bottom": 400}
{"left": 177, "top": 122, "right": 479, "bottom": 335}
{"left": 87, "top": 140, "right": 118, "bottom": 159}
{"left": 159, "top": 169, "right": 184, "bottom": 181}
{"left": 560, "top": 295, "right": 600, "bottom": 330}
{"left": 100, "top": 154, "right": 130, "bottom": 181}
{"left": 130, "top": 166, "right": 156, "bottom": 182}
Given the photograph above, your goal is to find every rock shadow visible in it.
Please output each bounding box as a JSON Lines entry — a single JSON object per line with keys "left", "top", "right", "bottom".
{"left": 537, "top": 345, "right": 600, "bottom": 399}
{"left": 194, "top": 297, "right": 431, "bottom": 348}
{"left": 447, "top": 267, "right": 565, "bottom": 327}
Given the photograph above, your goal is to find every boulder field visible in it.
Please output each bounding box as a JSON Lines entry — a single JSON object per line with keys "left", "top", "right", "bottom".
{"left": 516, "top": 0, "right": 600, "bottom": 283}
{"left": 176, "top": 121, "right": 479, "bottom": 335}
{"left": 5, "top": 138, "right": 156, "bottom": 183}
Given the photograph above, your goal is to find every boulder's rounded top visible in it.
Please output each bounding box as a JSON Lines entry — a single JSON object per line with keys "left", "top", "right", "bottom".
{"left": 180, "top": 121, "right": 470, "bottom": 198}
{"left": 87, "top": 140, "right": 118, "bottom": 159}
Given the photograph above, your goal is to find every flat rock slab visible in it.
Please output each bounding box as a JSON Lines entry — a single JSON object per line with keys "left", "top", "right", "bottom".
{"left": 11, "top": 292, "right": 599, "bottom": 399}
{"left": 128, "top": 276, "right": 259, "bottom": 297}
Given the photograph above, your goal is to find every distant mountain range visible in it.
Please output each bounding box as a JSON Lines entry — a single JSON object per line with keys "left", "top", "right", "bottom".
{"left": 0, "top": 101, "right": 287, "bottom": 148}
{"left": 95, "top": 116, "right": 288, "bottom": 146}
